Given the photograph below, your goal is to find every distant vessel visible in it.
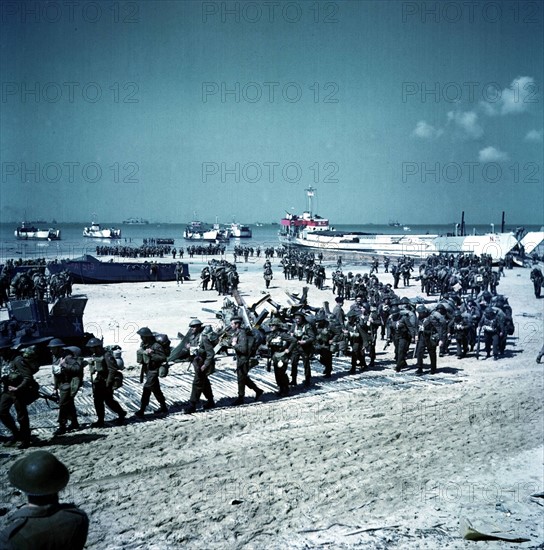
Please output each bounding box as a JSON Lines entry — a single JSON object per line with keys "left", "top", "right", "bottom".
{"left": 83, "top": 222, "right": 121, "bottom": 239}
{"left": 279, "top": 187, "right": 520, "bottom": 261}
{"left": 122, "top": 217, "right": 149, "bottom": 225}
{"left": 388, "top": 220, "right": 401, "bottom": 227}
{"left": 183, "top": 220, "right": 229, "bottom": 242}
{"left": 403, "top": 226, "right": 411, "bottom": 231}
{"left": 47, "top": 255, "right": 188, "bottom": 284}
{"left": 14, "top": 222, "right": 61, "bottom": 241}
{"left": 228, "top": 222, "right": 252, "bottom": 238}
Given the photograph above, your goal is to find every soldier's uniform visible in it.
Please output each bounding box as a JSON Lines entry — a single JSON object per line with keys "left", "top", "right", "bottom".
{"left": 387, "top": 307, "right": 415, "bottom": 372}
{"left": 0, "top": 348, "right": 40, "bottom": 448}
{"left": 231, "top": 317, "right": 263, "bottom": 405}
{"left": 135, "top": 327, "right": 168, "bottom": 417}
{"left": 414, "top": 306, "right": 443, "bottom": 374}
{"left": 87, "top": 339, "right": 126, "bottom": 428}
{"left": 0, "top": 451, "right": 88, "bottom": 549}
{"left": 479, "top": 308, "right": 501, "bottom": 360}
{"left": 345, "top": 310, "right": 369, "bottom": 373}
{"left": 266, "top": 320, "right": 294, "bottom": 395}
{"left": 450, "top": 312, "right": 471, "bottom": 359}
{"left": 289, "top": 313, "right": 315, "bottom": 386}
{"left": 314, "top": 317, "right": 333, "bottom": 377}
{"left": 185, "top": 320, "right": 216, "bottom": 413}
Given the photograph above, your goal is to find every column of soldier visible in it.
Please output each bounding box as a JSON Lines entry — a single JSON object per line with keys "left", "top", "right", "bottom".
{"left": 1, "top": 253, "right": 516, "bottom": 449}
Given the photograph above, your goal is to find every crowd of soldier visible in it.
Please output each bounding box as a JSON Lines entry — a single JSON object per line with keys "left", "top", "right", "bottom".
{"left": 200, "top": 260, "right": 240, "bottom": 295}
{"left": 95, "top": 244, "right": 174, "bottom": 258}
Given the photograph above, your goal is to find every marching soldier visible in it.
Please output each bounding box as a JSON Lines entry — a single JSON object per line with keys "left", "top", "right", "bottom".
{"left": 387, "top": 305, "right": 415, "bottom": 372}
{"left": 314, "top": 313, "right": 334, "bottom": 377}
{"left": 478, "top": 308, "right": 501, "bottom": 360}
{"left": 289, "top": 312, "right": 315, "bottom": 387}
{"left": 183, "top": 320, "right": 216, "bottom": 413}
{"left": 51, "top": 342, "right": 85, "bottom": 435}
{"left": 230, "top": 316, "right": 263, "bottom": 405}
{"left": 530, "top": 266, "right": 543, "bottom": 298}
{"left": 266, "top": 319, "right": 294, "bottom": 395}
{"left": 0, "top": 345, "right": 40, "bottom": 448}
{"left": 414, "top": 305, "right": 441, "bottom": 375}
{"left": 345, "top": 309, "right": 368, "bottom": 373}
{"left": 86, "top": 338, "right": 127, "bottom": 428}
{"left": 135, "top": 327, "right": 168, "bottom": 417}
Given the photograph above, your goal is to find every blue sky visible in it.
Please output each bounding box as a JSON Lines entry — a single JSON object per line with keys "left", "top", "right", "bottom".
{"left": 1, "top": 0, "right": 542, "bottom": 224}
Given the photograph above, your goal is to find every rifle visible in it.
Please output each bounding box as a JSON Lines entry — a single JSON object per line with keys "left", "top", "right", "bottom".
{"left": 39, "top": 390, "right": 59, "bottom": 408}
{"left": 476, "top": 326, "right": 482, "bottom": 360}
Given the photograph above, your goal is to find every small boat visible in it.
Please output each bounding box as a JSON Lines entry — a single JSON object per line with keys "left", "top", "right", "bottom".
{"left": 47, "top": 254, "right": 188, "bottom": 284}
{"left": 228, "top": 222, "right": 252, "bottom": 238}
{"left": 403, "top": 226, "right": 411, "bottom": 231}
{"left": 122, "top": 217, "right": 149, "bottom": 225}
{"left": 388, "top": 220, "right": 401, "bottom": 227}
{"left": 184, "top": 220, "right": 230, "bottom": 242}
{"left": 83, "top": 222, "right": 121, "bottom": 239}
{"left": 14, "top": 222, "right": 61, "bottom": 241}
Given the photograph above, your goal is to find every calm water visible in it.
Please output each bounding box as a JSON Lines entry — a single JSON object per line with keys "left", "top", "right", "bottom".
{"left": 0, "top": 221, "right": 539, "bottom": 262}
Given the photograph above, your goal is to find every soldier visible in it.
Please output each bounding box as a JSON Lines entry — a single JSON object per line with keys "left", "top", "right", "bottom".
{"left": 0, "top": 345, "right": 40, "bottom": 449}
{"left": 230, "top": 316, "right": 263, "bottom": 405}
{"left": 530, "top": 266, "right": 543, "bottom": 298}
{"left": 134, "top": 327, "right": 168, "bottom": 417}
{"left": 86, "top": 338, "right": 127, "bottom": 428}
{"left": 51, "top": 343, "right": 85, "bottom": 435}
{"left": 332, "top": 296, "right": 346, "bottom": 325}
{"left": 345, "top": 309, "right": 368, "bottom": 373}
{"left": 263, "top": 262, "right": 273, "bottom": 289}
{"left": 289, "top": 312, "right": 315, "bottom": 386}
{"left": 201, "top": 266, "right": 211, "bottom": 290}
{"left": 175, "top": 262, "right": 184, "bottom": 285}
{"left": 387, "top": 305, "right": 415, "bottom": 372}
{"left": 266, "top": 319, "right": 294, "bottom": 395}
{"left": 314, "top": 313, "right": 334, "bottom": 377}
{"left": 478, "top": 308, "right": 501, "bottom": 360}
{"left": 414, "top": 305, "right": 442, "bottom": 375}
{"left": 183, "top": 319, "right": 216, "bottom": 413}
{"left": 0, "top": 450, "right": 88, "bottom": 549}
{"left": 450, "top": 311, "right": 471, "bottom": 359}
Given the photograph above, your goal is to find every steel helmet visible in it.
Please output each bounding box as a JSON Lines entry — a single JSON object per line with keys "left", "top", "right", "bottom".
{"left": 136, "top": 327, "right": 154, "bottom": 338}
{"left": 86, "top": 338, "right": 102, "bottom": 348}
{"left": 9, "top": 451, "right": 69, "bottom": 496}
{"left": 22, "top": 345, "right": 39, "bottom": 360}
{"left": 47, "top": 338, "right": 66, "bottom": 348}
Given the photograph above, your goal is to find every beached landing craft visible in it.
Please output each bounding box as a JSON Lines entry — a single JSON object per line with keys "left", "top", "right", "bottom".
{"left": 14, "top": 222, "right": 61, "bottom": 241}
{"left": 83, "top": 221, "right": 121, "bottom": 239}
{"left": 279, "top": 187, "right": 522, "bottom": 262}
{"left": 183, "top": 219, "right": 230, "bottom": 242}
{"left": 228, "top": 222, "right": 252, "bottom": 238}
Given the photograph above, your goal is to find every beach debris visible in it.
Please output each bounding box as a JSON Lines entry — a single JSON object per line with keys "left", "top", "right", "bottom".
{"left": 459, "top": 517, "right": 530, "bottom": 542}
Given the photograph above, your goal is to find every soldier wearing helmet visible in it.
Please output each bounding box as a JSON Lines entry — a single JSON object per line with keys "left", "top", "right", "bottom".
{"left": 134, "top": 327, "right": 168, "bottom": 418}
{"left": 289, "top": 312, "right": 315, "bottom": 387}
{"left": 183, "top": 319, "right": 216, "bottom": 414}
{"left": 266, "top": 318, "right": 295, "bottom": 395}
{"left": 0, "top": 344, "right": 40, "bottom": 449}
{"left": 50, "top": 340, "right": 86, "bottom": 436}
{"left": 86, "top": 338, "right": 126, "bottom": 428}
{"left": 386, "top": 304, "right": 416, "bottom": 372}
{"left": 0, "top": 450, "right": 88, "bottom": 549}
{"left": 414, "top": 304, "right": 444, "bottom": 375}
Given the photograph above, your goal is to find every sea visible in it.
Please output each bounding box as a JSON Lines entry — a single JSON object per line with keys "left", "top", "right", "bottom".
{"left": 0, "top": 221, "right": 541, "bottom": 263}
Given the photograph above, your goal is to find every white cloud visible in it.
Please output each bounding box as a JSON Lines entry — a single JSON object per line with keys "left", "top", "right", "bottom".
{"left": 412, "top": 120, "right": 443, "bottom": 139}
{"left": 478, "top": 146, "right": 509, "bottom": 163}
{"left": 447, "top": 110, "right": 483, "bottom": 139}
{"left": 481, "top": 76, "right": 537, "bottom": 116}
{"left": 524, "top": 129, "right": 543, "bottom": 142}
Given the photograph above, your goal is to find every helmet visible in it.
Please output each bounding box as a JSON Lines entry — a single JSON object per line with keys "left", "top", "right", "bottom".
{"left": 155, "top": 334, "right": 170, "bottom": 346}
{"left": 400, "top": 297, "right": 410, "bottom": 305}
{"left": 9, "top": 451, "right": 70, "bottom": 496}
{"left": 484, "top": 308, "right": 496, "bottom": 318}
{"left": 86, "top": 338, "right": 103, "bottom": 348}
{"left": 436, "top": 304, "right": 446, "bottom": 314}
{"left": 136, "top": 327, "right": 154, "bottom": 338}
{"left": 269, "top": 318, "right": 283, "bottom": 327}
{"left": 63, "top": 346, "right": 81, "bottom": 357}
{"left": 390, "top": 305, "right": 400, "bottom": 316}
{"left": 47, "top": 338, "right": 66, "bottom": 348}
{"left": 22, "top": 345, "right": 39, "bottom": 360}
{"left": 189, "top": 319, "right": 202, "bottom": 327}
{"left": 416, "top": 305, "right": 428, "bottom": 314}
{"left": 346, "top": 310, "right": 359, "bottom": 319}
{"left": 230, "top": 316, "right": 243, "bottom": 324}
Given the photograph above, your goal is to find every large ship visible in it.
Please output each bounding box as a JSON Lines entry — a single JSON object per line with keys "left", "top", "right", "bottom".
{"left": 83, "top": 221, "right": 121, "bottom": 239}
{"left": 279, "top": 187, "right": 522, "bottom": 262}
{"left": 14, "top": 222, "right": 61, "bottom": 241}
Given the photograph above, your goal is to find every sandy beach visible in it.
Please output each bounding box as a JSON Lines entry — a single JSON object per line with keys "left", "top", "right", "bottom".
{"left": 1, "top": 255, "right": 543, "bottom": 549}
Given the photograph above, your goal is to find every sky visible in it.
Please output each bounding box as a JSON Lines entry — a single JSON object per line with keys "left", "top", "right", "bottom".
{"left": 0, "top": 0, "right": 542, "bottom": 225}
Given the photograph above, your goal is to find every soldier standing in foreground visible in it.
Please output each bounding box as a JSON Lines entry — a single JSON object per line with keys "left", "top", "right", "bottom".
{"left": 0, "top": 451, "right": 88, "bottom": 549}
{"left": 135, "top": 327, "right": 168, "bottom": 417}
{"left": 266, "top": 319, "right": 294, "bottom": 395}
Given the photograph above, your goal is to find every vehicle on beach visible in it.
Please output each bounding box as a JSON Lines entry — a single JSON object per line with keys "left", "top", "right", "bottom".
{"left": 83, "top": 222, "right": 121, "bottom": 239}
{"left": 14, "top": 222, "right": 61, "bottom": 241}
{"left": 279, "top": 186, "right": 524, "bottom": 262}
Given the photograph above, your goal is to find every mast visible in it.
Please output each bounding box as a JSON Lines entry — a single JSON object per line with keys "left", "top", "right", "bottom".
{"left": 306, "top": 186, "right": 315, "bottom": 216}
{"left": 460, "top": 211, "right": 465, "bottom": 236}
{"left": 501, "top": 211, "right": 505, "bottom": 233}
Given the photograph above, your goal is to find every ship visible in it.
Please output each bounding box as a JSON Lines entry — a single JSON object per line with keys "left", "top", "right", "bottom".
{"left": 122, "top": 217, "right": 149, "bottom": 225}
{"left": 228, "top": 221, "right": 252, "bottom": 238}
{"left": 14, "top": 222, "right": 61, "bottom": 241}
{"left": 47, "top": 255, "right": 189, "bottom": 284}
{"left": 279, "top": 187, "right": 522, "bottom": 262}
{"left": 83, "top": 221, "right": 121, "bottom": 239}
{"left": 183, "top": 219, "right": 230, "bottom": 242}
